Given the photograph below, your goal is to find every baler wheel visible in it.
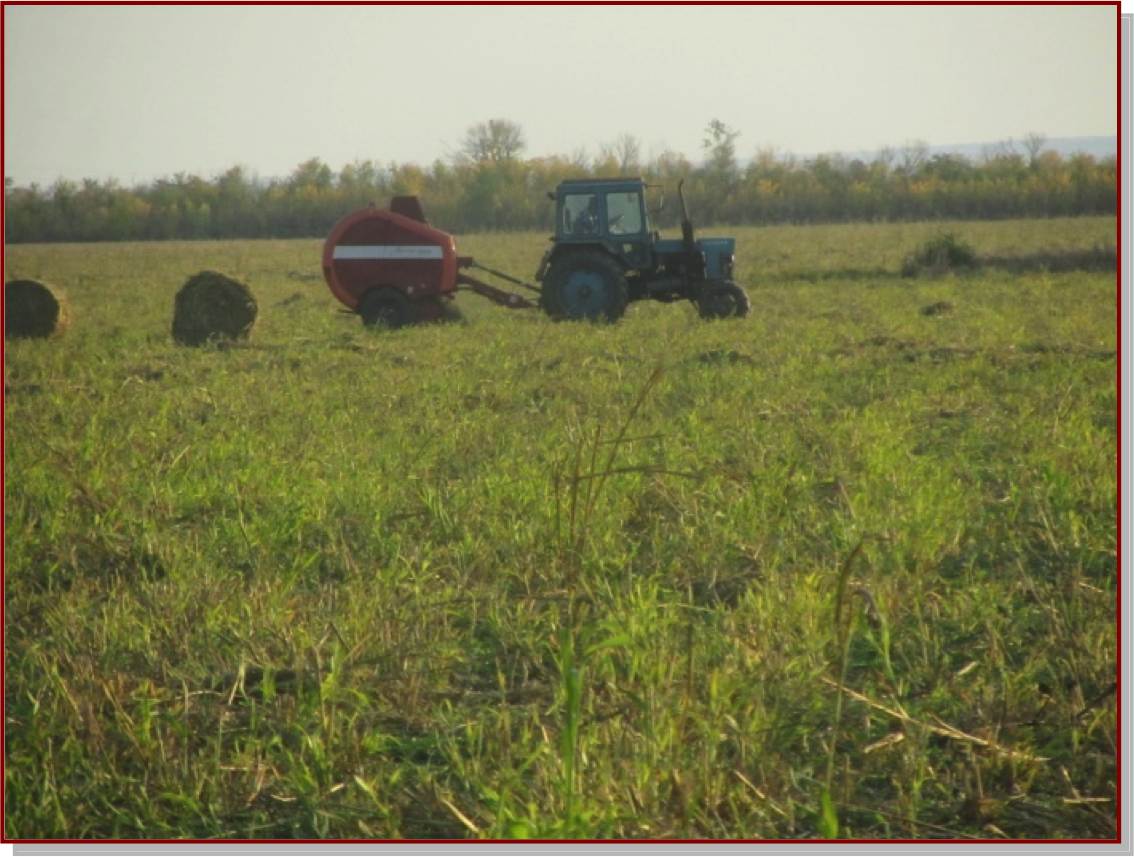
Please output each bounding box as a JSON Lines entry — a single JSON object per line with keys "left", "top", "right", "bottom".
{"left": 359, "top": 288, "right": 413, "bottom": 329}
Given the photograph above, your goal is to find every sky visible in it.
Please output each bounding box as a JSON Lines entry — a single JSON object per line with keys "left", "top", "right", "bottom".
{"left": 2, "top": 4, "right": 1120, "bottom": 188}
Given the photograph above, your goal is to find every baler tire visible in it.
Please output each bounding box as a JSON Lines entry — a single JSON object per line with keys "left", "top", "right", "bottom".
{"left": 542, "top": 250, "right": 629, "bottom": 323}
{"left": 358, "top": 288, "right": 413, "bottom": 330}
{"left": 698, "top": 281, "right": 750, "bottom": 320}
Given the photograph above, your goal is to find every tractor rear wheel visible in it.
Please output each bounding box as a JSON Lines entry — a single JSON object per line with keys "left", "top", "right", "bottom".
{"left": 358, "top": 288, "right": 413, "bottom": 329}
{"left": 698, "top": 281, "right": 750, "bottom": 320}
{"left": 542, "top": 250, "right": 629, "bottom": 322}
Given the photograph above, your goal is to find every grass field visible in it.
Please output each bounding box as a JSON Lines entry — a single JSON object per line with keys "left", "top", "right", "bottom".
{"left": 4, "top": 217, "right": 1118, "bottom": 840}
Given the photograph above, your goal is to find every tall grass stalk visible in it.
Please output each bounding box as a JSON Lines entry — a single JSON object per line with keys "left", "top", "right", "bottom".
{"left": 821, "top": 538, "right": 868, "bottom": 839}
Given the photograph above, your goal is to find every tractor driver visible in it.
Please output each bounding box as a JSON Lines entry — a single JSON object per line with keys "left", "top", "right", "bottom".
{"left": 573, "top": 196, "right": 600, "bottom": 235}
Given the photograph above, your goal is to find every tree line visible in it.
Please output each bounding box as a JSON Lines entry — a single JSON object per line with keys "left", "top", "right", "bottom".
{"left": 3, "top": 121, "right": 1117, "bottom": 243}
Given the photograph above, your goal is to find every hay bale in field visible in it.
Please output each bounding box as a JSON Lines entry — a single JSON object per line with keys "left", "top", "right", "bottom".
{"left": 172, "top": 270, "right": 258, "bottom": 346}
{"left": 5, "top": 279, "right": 70, "bottom": 340}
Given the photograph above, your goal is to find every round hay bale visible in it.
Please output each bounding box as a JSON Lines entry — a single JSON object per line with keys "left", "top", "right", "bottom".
{"left": 5, "top": 279, "right": 69, "bottom": 340}
{"left": 172, "top": 270, "right": 257, "bottom": 346}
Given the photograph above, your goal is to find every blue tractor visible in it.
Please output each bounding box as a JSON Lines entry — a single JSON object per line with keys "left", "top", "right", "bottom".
{"left": 534, "top": 177, "right": 749, "bottom": 322}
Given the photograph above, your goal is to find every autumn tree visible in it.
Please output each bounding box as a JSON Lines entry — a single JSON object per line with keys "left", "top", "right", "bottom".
{"left": 702, "top": 119, "right": 741, "bottom": 183}
{"left": 598, "top": 133, "right": 642, "bottom": 174}
{"left": 459, "top": 119, "right": 526, "bottom": 163}
{"left": 1021, "top": 132, "right": 1048, "bottom": 167}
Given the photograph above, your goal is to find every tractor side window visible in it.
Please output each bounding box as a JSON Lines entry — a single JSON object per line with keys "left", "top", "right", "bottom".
{"left": 606, "top": 192, "right": 643, "bottom": 235}
{"left": 564, "top": 194, "right": 598, "bottom": 235}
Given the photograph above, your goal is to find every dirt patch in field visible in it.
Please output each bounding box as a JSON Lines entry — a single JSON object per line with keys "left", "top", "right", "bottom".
{"left": 981, "top": 245, "right": 1117, "bottom": 274}
{"left": 902, "top": 234, "right": 1116, "bottom": 278}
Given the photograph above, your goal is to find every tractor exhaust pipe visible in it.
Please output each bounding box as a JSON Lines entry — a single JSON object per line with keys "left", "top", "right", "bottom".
{"left": 678, "top": 179, "right": 696, "bottom": 254}
{"left": 677, "top": 179, "right": 705, "bottom": 282}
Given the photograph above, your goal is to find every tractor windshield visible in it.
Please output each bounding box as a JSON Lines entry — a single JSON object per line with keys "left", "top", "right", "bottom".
{"left": 606, "top": 192, "right": 643, "bottom": 235}
{"left": 557, "top": 184, "right": 647, "bottom": 239}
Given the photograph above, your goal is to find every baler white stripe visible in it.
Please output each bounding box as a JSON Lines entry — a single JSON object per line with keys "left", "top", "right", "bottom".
{"left": 333, "top": 245, "right": 443, "bottom": 260}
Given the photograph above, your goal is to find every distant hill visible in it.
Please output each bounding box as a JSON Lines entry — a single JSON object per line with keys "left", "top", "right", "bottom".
{"left": 803, "top": 135, "right": 1117, "bottom": 164}
{"left": 931, "top": 135, "right": 1117, "bottom": 161}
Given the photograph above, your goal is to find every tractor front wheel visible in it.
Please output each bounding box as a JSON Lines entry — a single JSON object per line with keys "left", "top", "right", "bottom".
{"left": 698, "top": 281, "right": 750, "bottom": 320}
{"left": 358, "top": 288, "right": 413, "bottom": 329}
{"left": 542, "top": 251, "right": 629, "bottom": 322}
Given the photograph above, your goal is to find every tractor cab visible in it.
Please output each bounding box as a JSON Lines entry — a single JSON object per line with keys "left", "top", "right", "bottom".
{"left": 551, "top": 178, "right": 656, "bottom": 271}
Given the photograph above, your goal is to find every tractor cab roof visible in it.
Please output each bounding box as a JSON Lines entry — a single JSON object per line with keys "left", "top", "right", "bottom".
{"left": 556, "top": 177, "right": 646, "bottom": 193}
{"left": 558, "top": 176, "right": 644, "bottom": 184}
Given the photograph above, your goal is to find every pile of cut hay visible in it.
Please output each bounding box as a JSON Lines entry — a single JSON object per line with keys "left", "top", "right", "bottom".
{"left": 5, "top": 279, "right": 70, "bottom": 340}
{"left": 172, "top": 270, "right": 258, "bottom": 346}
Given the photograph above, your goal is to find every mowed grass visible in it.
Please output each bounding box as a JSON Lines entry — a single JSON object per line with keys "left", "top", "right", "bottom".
{"left": 4, "top": 217, "right": 1117, "bottom": 840}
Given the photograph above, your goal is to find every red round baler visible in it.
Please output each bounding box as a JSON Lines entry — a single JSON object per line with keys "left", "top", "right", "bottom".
{"left": 322, "top": 196, "right": 536, "bottom": 328}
